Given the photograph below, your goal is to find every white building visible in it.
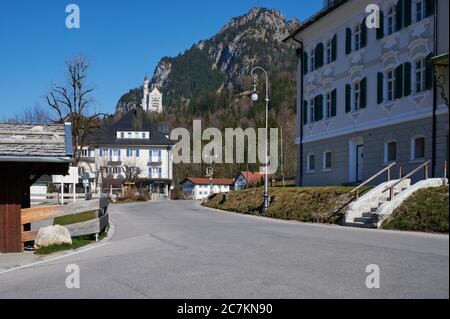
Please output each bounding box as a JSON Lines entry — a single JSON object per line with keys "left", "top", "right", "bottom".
{"left": 285, "top": 0, "right": 448, "bottom": 186}
{"left": 180, "top": 178, "right": 234, "bottom": 200}
{"left": 78, "top": 108, "right": 173, "bottom": 197}
{"left": 141, "top": 76, "right": 163, "bottom": 113}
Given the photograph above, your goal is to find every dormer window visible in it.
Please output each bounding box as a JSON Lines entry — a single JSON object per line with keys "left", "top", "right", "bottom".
{"left": 117, "top": 131, "right": 150, "bottom": 139}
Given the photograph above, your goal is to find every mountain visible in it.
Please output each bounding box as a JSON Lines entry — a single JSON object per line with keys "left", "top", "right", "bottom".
{"left": 116, "top": 7, "right": 299, "bottom": 111}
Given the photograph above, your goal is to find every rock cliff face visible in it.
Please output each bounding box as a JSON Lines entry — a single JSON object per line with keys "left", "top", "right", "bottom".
{"left": 116, "top": 7, "right": 299, "bottom": 111}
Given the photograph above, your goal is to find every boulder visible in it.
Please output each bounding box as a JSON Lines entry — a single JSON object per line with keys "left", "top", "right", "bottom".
{"left": 34, "top": 225, "right": 72, "bottom": 249}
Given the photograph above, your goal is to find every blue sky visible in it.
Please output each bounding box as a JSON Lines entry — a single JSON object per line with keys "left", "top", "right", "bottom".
{"left": 0, "top": 0, "right": 321, "bottom": 118}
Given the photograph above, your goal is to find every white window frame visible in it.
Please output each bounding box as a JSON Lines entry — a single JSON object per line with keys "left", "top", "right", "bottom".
{"left": 325, "top": 92, "right": 332, "bottom": 119}
{"left": 353, "top": 81, "right": 361, "bottom": 111}
{"left": 310, "top": 50, "right": 315, "bottom": 72}
{"left": 309, "top": 99, "right": 315, "bottom": 124}
{"left": 354, "top": 24, "right": 362, "bottom": 51}
{"left": 326, "top": 39, "right": 332, "bottom": 64}
{"left": 307, "top": 153, "right": 316, "bottom": 172}
{"left": 415, "top": 0, "right": 425, "bottom": 23}
{"left": 411, "top": 136, "right": 426, "bottom": 161}
{"left": 384, "top": 140, "right": 397, "bottom": 164}
{"left": 386, "top": 5, "right": 396, "bottom": 35}
{"left": 323, "top": 151, "right": 332, "bottom": 171}
{"left": 386, "top": 69, "right": 395, "bottom": 101}
{"left": 415, "top": 58, "right": 426, "bottom": 93}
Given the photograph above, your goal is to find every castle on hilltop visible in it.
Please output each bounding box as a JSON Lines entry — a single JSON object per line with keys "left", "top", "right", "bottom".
{"left": 141, "top": 76, "right": 163, "bottom": 113}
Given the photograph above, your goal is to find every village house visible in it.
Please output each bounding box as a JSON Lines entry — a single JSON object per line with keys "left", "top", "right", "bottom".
{"left": 234, "top": 171, "right": 264, "bottom": 190}
{"left": 180, "top": 177, "right": 234, "bottom": 200}
{"left": 284, "top": 0, "right": 448, "bottom": 186}
{"left": 78, "top": 108, "right": 174, "bottom": 198}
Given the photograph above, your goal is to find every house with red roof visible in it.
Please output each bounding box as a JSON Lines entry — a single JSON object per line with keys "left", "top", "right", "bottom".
{"left": 234, "top": 171, "right": 264, "bottom": 190}
{"left": 180, "top": 177, "right": 234, "bottom": 200}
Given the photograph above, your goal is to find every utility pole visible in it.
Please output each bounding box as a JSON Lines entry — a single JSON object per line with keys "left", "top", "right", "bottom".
{"left": 281, "top": 125, "right": 285, "bottom": 187}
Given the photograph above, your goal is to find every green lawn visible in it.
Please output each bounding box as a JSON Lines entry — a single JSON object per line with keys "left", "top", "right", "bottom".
{"left": 53, "top": 211, "right": 96, "bottom": 226}
{"left": 35, "top": 235, "right": 94, "bottom": 255}
{"left": 203, "top": 186, "right": 370, "bottom": 224}
{"left": 381, "top": 186, "right": 449, "bottom": 233}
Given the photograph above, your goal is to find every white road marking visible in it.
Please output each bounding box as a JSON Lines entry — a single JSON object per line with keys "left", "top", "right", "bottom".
{"left": 0, "top": 242, "right": 109, "bottom": 275}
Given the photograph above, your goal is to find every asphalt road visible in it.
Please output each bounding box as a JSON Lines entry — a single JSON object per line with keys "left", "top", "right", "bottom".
{"left": 0, "top": 200, "right": 448, "bottom": 299}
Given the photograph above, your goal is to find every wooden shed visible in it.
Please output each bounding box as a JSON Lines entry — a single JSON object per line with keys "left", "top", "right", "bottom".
{"left": 0, "top": 122, "right": 73, "bottom": 253}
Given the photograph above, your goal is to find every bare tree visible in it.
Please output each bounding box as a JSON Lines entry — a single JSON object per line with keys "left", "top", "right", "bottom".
{"left": 121, "top": 157, "right": 142, "bottom": 183}
{"left": 6, "top": 104, "right": 50, "bottom": 124}
{"left": 46, "top": 55, "right": 104, "bottom": 164}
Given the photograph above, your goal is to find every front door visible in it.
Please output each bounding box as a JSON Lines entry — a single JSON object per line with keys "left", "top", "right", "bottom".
{"left": 356, "top": 145, "right": 364, "bottom": 182}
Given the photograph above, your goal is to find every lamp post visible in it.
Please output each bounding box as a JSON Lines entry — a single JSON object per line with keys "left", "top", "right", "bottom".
{"left": 204, "top": 154, "right": 218, "bottom": 195}
{"left": 250, "top": 66, "right": 270, "bottom": 213}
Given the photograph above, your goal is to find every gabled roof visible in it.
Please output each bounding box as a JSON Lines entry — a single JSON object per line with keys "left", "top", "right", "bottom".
{"left": 88, "top": 108, "right": 173, "bottom": 147}
{"left": 0, "top": 122, "right": 73, "bottom": 163}
{"left": 181, "top": 177, "right": 234, "bottom": 186}
{"left": 283, "top": 0, "right": 350, "bottom": 42}
{"left": 237, "top": 171, "right": 264, "bottom": 185}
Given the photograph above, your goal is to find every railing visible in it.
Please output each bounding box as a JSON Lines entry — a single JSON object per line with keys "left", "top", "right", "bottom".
{"left": 382, "top": 160, "right": 431, "bottom": 201}
{"left": 21, "top": 197, "right": 109, "bottom": 244}
{"left": 31, "top": 193, "right": 87, "bottom": 205}
{"left": 351, "top": 162, "right": 397, "bottom": 199}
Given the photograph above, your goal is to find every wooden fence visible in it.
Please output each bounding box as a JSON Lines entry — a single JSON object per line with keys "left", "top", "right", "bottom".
{"left": 21, "top": 197, "right": 109, "bottom": 244}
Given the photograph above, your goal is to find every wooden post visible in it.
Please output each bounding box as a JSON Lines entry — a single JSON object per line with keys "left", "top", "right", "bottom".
{"left": 425, "top": 163, "right": 429, "bottom": 179}
{"left": 73, "top": 182, "right": 76, "bottom": 202}
{"left": 399, "top": 166, "right": 403, "bottom": 179}
{"left": 60, "top": 181, "right": 64, "bottom": 205}
{"left": 0, "top": 167, "right": 25, "bottom": 253}
{"left": 387, "top": 166, "right": 391, "bottom": 181}
{"left": 444, "top": 161, "right": 448, "bottom": 186}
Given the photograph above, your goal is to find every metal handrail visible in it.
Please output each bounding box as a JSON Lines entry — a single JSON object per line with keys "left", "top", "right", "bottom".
{"left": 351, "top": 162, "right": 397, "bottom": 199}
{"left": 383, "top": 160, "right": 431, "bottom": 201}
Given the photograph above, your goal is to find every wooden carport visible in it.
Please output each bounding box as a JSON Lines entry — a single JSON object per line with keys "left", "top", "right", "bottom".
{"left": 0, "top": 123, "right": 73, "bottom": 253}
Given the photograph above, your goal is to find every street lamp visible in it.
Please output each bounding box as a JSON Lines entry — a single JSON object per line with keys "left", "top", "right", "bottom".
{"left": 250, "top": 66, "right": 270, "bottom": 213}
{"left": 204, "top": 154, "right": 218, "bottom": 195}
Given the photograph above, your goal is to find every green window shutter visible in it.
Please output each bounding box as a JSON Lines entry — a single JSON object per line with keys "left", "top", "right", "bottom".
{"left": 361, "top": 19, "right": 367, "bottom": 48}
{"left": 318, "top": 95, "right": 324, "bottom": 120}
{"left": 426, "top": 0, "right": 435, "bottom": 17}
{"left": 404, "top": 62, "right": 412, "bottom": 96}
{"left": 395, "top": 64, "right": 404, "bottom": 99}
{"left": 345, "top": 28, "right": 352, "bottom": 55}
{"left": 331, "top": 89, "right": 337, "bottom": 117}
{"left": 403, "top": 0, "right": 412, "bottom": 27}
{"left": 315, "top": 43, "right": 324, "bottom": 68}
{"left": 331, "top": 34, "right": 337, "bottom": 62}
{"left": 303, "top": 101, "right": 308, "bottom": 125}
{"left": 314, "top": 95, "right": 322, "bottom": 121}
{"left": 377, "top": 72, "right": 384, "bottom": 104}
{"left": 360, "top": 77, "right": 367, "bottom": 108}
{"left": 345, "top": 84, "right": 351, "bottom": 113}
{"left": 396, "top": 0, "right": 403, "bottom": 32}
{"left": 377, "top": 11, "right": 384, "bottom": 39}
{"left": 425, "top": 53, "right": 434, "bottom": 90}
{"left": 303, "top": 52, "right": 308, "bottom": 75}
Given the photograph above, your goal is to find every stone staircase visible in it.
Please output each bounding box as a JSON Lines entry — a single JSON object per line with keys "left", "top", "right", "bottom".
{"left": 344, "top": 177, "right": 447, "bottom": 229}
{"left": 344, "top": 179, "right": 410, "bottom": 229}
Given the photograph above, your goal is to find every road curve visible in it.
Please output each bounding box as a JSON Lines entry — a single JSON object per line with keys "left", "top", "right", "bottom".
{"left": 0, "top": 200, "right": 448, "bottom": 298}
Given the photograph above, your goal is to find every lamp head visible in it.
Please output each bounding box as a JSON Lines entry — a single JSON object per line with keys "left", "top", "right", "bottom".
{"left": 251, "top": 78, "right": 258, "bottom": 102}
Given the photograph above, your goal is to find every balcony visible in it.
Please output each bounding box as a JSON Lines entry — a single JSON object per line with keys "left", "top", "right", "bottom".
{"left": 148, "top": 157, "right": 162, "bottom": 166}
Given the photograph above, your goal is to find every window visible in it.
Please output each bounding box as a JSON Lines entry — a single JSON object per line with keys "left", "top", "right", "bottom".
{"left": 354, "top": 81, "right": 361, "bottom": 111}
{"left": 310, "top": 50, "right": 315, "bottom": 72}
{"left": 415, "top": 0, "right": 425, "bottom": 22}
{"left": 415, "top": 59, "right": 426, "bottom": 93}
{"left": 307, "top": 154, "right": 316, "bottom": 172}
{"left": 387, "top": 70, "right": 395, "bottom": 101}
{"left": 323, "top": 151, "right": 332, "bottom": 170}
{"left": 385, "top": 141, "right": 397, "bottom": 163}
{"left": 102, "top": 149, "right": 108, "bottom": 157}
{"left": 354, "top": 24, "right": 362, "bottom": 51}
{"left": 126, "top": 149, "right": 132, "bottom": 157}
{"left": 127, "top": 132, "right": 132, "bottom": 138}
{"left": 112, "top": 149, "right": 119, "bottom": 157}
{"left": 120, "top": 132, "right": 125, "bottom": 139}
{"left": 81, "top": 149, "right": 90, "bottom": 157}
{"left": 309, "top": 99, "right": 315, "bottom": 123}
{"left": 326, "top": 39, "right": 332, "bottom": 64}
{"left": 412, "top": 137, "right": 425, "bottom": 160}
{"left": 325, "top": 92, "right": 332, "bottom": 119}
{"left": 386, "top": 6, "right": 396, "bottom": 35}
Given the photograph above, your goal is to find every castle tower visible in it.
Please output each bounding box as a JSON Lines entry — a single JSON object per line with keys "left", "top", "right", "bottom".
{"left": 141, "top": 75, "right": 149, "bottom": 111}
